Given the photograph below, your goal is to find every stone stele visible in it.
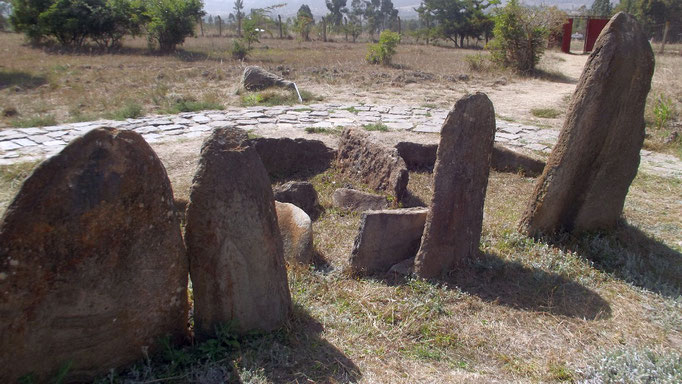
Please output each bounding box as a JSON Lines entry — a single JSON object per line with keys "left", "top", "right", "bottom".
{"left": 0, "top": 128, "right": 188, "bottom": 383}
{"left": 519, "top": 13, "right": 655, "bottom": 235}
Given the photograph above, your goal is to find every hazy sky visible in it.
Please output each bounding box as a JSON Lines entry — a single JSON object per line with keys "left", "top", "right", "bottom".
{"left": 202, "top": 0, "right": 596, "bottom": 18}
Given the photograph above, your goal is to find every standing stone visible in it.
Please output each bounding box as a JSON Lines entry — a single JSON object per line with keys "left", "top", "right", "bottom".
{"left": 250, "top": 137, "right": 335, "bottom": 179}
{"left": 276, "top": 202, "right": 314, "bottom": 264}
{"left": 350, "top": 208, "right": 428, "bottom": 275}
{"left": 414, "top": 93, "right": 496, "bottom": 279}
{"left": 336, "top": 127, "right": 409, "bottom": 201}
{"left": 185, "top": 127, "right": 291, "bottom": 340}
{"left": 0, "top": 128, "right": 188, "bottom": 383}
{"left": 519, "top": 13, "right": 655, "bottom": 235}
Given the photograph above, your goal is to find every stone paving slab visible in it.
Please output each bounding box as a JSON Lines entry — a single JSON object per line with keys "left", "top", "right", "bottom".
{"left": 1, "top": 103, "right": 681, "bottom": 179}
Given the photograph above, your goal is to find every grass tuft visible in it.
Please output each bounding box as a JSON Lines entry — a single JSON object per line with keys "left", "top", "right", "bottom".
{"left": 363, "top": 123, "right": 389, "bottom": 132}
{"left": 109, "top": 102, "right": 144, "bottom": 120}
{"left": 11, "top": 114, "right": 57, "bottom": 128}
{"left": 530, "top": 108, "right": 561, "bottom": 119}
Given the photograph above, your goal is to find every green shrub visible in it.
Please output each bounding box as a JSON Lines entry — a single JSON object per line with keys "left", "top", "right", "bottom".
{"left": 653, "top": 94, "right": 674, "bottom": 130}
{"left": 10, "top": 0, "right": 145, "bottom": 48}
{"left": 366, "top": 30, "right": 400, "bottom": 65}
{"left": 144, "top": 0, "right": 203, "bottom": 53}
{"left": 230, "top": 39, "right": 250, "bottom": 60}
{"left": 464, "top": 53, "right": 491, "bottom": 72}
{"left": 487, "top": 0, "right": 548, "bottom": 73}
{"left": 109, "top": 101, "right": 143, "bottom": 120}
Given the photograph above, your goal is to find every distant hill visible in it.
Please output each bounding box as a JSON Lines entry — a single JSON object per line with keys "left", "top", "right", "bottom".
{"left": 202, "top": 0, "right": 597, "bottom": 19}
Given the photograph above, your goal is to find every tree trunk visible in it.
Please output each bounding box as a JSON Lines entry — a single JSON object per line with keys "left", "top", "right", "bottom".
{"left": 278, "top": 15, "right": 283, "bottom": 39}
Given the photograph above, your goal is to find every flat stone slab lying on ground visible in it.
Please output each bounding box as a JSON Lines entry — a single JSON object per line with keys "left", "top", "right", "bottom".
{"left": 0, "top": 128, "right": 188, "bottom": 383}
{"left": 350, "top": 208, "right": 428, "bottom": 275}
{"left": 1, "top": 103, "right": 680, "bottom": 179}
{"left": 332, "top": 188, "right": 389, "bottom": 212}
{"left": 184, "top": 127, "right": 291, "bottom": 339}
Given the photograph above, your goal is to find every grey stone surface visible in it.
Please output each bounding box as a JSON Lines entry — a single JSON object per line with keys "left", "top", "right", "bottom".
{"left": 273, "top": 181, "right": 321, "bottom": 219}
{"left": 1, "top": 101, "right": 680, "bottom": 179}
{"left": 350, "top": 208, "right": 428, "bottom": 275}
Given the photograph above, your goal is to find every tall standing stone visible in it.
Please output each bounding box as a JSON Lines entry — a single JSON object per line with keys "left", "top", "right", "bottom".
{"left": 414, "top": 93, "right": 496, "bottom": 279}
{"left": 185, "top": 127, "right": 291, "bottom": 340}
{"left": 519, "top": 13, "right": 655, "bottom": 235}
{"left": 0, "top": 128, "right": 188, "bottom": 383}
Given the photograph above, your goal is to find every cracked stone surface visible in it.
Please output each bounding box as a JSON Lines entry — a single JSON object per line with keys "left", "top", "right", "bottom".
{"left": 1, "top": 103, "right": 680, "bottom": 179}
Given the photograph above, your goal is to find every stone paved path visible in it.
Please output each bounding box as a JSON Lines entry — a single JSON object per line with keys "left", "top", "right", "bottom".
{"left": 1, "top": 103, "right": 680, "bottom": 178}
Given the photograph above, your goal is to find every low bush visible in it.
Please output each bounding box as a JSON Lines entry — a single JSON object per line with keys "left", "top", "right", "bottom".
{"left": 366, "top": 30, "right": 400, "bottom": 66}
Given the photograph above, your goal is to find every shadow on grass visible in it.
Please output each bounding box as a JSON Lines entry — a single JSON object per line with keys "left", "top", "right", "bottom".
{"left": 546, "top": 222, "right": 682, "bottom": 299}
{"left": 532, "top": 68, "right": 577, "bottom": 84}
{"left": 447, "top": 252, "right": 612, "bottom": 320}
{"left": 237, "top": 304, "right": 361, "bottom": 383}
{"left": 0, "top": 70, "right": 48, "bottom": 90}
{"left": 379, "top": 252, "right": 611, "bottom": 320}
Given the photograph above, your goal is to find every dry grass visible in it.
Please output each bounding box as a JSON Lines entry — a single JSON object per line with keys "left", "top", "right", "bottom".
{"left": 0, "top": 142, "right": 679, "bottom": 382}
{"left": 0, "top": 32, "right": 504, "bottom": 129}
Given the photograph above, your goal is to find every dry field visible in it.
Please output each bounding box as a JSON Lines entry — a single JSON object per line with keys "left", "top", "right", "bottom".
{"left": 0, "top": 31, "right": 681, "bottom": 383}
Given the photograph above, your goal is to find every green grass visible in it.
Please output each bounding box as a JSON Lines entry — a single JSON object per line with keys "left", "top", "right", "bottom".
{"left": 343, "top": 106, "right": 359, "bottom": 114}
{"left": 109, "top": 102, "right": 144, "bottom": 120}
{"left": 304, "top": 126, "right": 342, "bottom": 135}
{"left": 363, "top": 123, "right": 389, "bottom": 132}
{"left": 163, "top": 100, "right": 224, "bottom": 114}
{"left": 240, "top": 88, "right": 323, "bottom": 107}
{"left": 11, "top": 114, "right": 57, "bottom": 128}
{"left": 530, "top": 108, "right": 561, "bottom": 119}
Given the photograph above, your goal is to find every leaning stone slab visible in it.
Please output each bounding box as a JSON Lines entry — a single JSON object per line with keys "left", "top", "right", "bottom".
{"left": 332, "top": 188, "right": 388, "bottom": 212}
{"left": 414, "top": 93, "right": 496, "bottom": 279}
{"left": 250, "top": 137, "right": 335, "bottom": 179}
{"left": 185, "top": 127, "right": 291, "bottom": 340}
{"left": 0, "top": 128, "right": 188, "bottom": 383}
{"left": 350, "top": 208, "right": 428, "bottom": 275}
{"left": 336, "top": 127, "right": 409, "bottom": 201}
{"left": 519, "top": 13, "right": 655, "bottom": 235}
{"left": 276, "top": 202, "right": 313, "bottom": 264}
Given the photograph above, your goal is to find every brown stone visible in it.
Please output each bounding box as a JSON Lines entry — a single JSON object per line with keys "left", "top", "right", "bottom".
{"left": 276, "top": 202, "right": 313, "bottom": 264}
{"left": 492, "top": 145, "right": 545, "bottom": 177}
{"left": 350, "top": 208, "right": 428, "bottom": 275}
{"left": 332, "top": 188, "right": 388, "bottom": 212}
{"left": 185, "top": 127, "right": 291, "bottom": 339}
{"left": 250, "top": 137, "right": 335, "bottom": 179}
{"left": 395, "top": 141, "right": 545, "bottom": 176}
{"left": 519, "top": 13, "right": 655, "bottom": 235}
{"left": 336, "top": 127, "right": 409, "bottom": 201}
{"left": 273, "top": 181, "right": 321, "bottom": 219}
{"left": 414, "top": 93, "right": 496, "bottom": 279}
{"left": 395, "top": 141, "right": 438, "bottom": 171}
{"left": 242, "top": 66, "right": 295, "bottom": 91}
{"left": 0, "top": 128, "right": 188, "bottom": 383}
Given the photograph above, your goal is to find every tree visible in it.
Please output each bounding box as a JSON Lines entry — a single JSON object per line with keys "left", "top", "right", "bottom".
{"left": 636, "top": 0, "right": 682, "bottom": 41}
{"left": 233, "top": 0, "right": 243, "bottom": 37}
{"left": 10, "top": 0, "right": 52, "bottom": 42}
{"left": 144, "top": 0, "right": 204, "bottom": 52}
{"left": 418, "top": 0, "right": 495, "bottom": 47}
{"left": 325, "top": 0, "right": 346, "bottom": 27}
{"left": 0, "top": 0, "right": 11, "bottom": 30}
{"left": 487, "top": 0, "right": 550, "bottom": 73}
{"left": 293, "top": 4, "right": 314, "bottom": 40}
{"left": 591, "top": 0, "right": 612, "bottom": 17}
{"left": 366, "top": 29, "right": 399, "bottom": 64}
